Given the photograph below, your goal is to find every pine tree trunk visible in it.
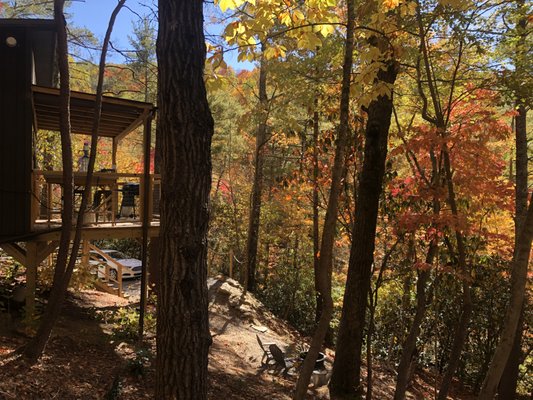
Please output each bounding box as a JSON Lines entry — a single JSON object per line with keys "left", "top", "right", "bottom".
{"left": 155, "top": 1, "right": 213, "bottom": 398}
{"left": 329, "top": 58, "right": 398, "bottom": 398}
{"left": 245, "top": 50, "right": 268, "bottom": 293}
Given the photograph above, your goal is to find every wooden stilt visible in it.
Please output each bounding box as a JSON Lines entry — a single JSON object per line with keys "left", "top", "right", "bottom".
{"left": 81, "top": 239, "right": 90, "bottom": 270}
{"left": 25, "top": 241, "right": 38, "bottom": 324}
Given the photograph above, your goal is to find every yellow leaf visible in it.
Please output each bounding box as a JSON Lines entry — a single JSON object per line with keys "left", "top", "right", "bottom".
{"left": 247, "top": 35, "right": 257, "bottom": 45}
{"left": 297, "top": 31, "right": 322, "bottom": 50}
{"left": 292, "top": 9, "right": 305, "bottom": 21}
{"left": 319, "top": 24, "right": 334, "bottom": 37}
{"left": 217, "top": 0, "right": 247, "bottom": 12}
{"left": 218, "top": 0, "right": 233, "bottom": 12}
{"left": 264, "top": 46, "right": 278, "bottom": 59}
{"left": 382, "top": 0, "right": 399, "bottom": 10}
{"left": 279, "top": 12, "right": 292, "bottom": 25}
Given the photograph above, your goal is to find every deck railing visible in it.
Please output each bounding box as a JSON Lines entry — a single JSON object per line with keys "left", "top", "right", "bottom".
{"left": 32, "top": 170, "right": 160, "bottom": 229}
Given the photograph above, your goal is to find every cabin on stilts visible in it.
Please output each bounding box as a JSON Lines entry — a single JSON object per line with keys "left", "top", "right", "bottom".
{"left": 0, "top": 19, "right": 159, "bottom": 318}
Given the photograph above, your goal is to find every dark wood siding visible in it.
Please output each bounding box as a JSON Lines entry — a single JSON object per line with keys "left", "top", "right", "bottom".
{"left": 0, "top": 27, "right": 33, "bottom": 237}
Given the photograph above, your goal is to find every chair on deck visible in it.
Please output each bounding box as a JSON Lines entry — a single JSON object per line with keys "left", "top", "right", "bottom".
{"left": 119, "top": 183, "right": 139, "bottom": 218}
{"left": 256, "top": 334, "right": 276, "bottom": 365}
{"left": 269, "top": 343, "right": 297, "bottom": 377}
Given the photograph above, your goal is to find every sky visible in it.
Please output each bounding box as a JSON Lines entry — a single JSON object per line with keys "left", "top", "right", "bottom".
{"left": 68, "top": 0, "right": 254, "bottom": 71}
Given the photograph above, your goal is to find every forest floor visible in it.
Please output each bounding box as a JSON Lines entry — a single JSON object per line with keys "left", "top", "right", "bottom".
{"left": 0, "top": 277, "right": 476, "bottom": 399}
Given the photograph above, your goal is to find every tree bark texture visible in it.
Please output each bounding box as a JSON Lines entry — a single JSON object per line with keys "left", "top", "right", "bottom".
{"left": 155, "top": 1, "right": 213, "bottom": 399}
{"left": 312, "top": 102, "right": 321, "bottom": 324}
{"left": 499, "top": 101, "right": 528, "bottom": 399}
{"left": 478, "top": 199, "right": 533, "bottom": 399}
{"left": 394, "top": 242, "right": 437, "bottom": 400}
{"left": 393, "top": 147, "right": 440, "bottom": 399}
{"left": 23, "top": 0, "right": 73, "bottom": 360}
{"left": 245, "top": 50, "right": 268, "bottom": 293}
{"left": 367, "top": 240, "right": 398, "bottom": 400}
{"left": 23, "top": 0, "right": 124, "bottom": 361}
{"left": 329, "top": 59, "right": 398, "bottom": 398}
{"left": 437, "top": 148, "right": 473, "bottom": 400}
{"left": 293, "top": 2, "right": 356, "bottom": 398}
{"left": 499, "top": 6, "right": 529, "bottom": 393}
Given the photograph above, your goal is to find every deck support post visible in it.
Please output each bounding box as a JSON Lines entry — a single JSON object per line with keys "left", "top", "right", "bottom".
{"left": 25, "top": 241, "right": 38, "bottom": 324}
{"left": 81, "top": 239, "right": 90, "bottom": 270}
{"left": 112, "top": 137, "right": 118, "bottom": 169}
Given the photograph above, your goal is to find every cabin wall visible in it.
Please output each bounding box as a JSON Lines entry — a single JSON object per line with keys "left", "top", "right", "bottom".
{"left": 0, "top": 28, "right": 33, "bottom": 238}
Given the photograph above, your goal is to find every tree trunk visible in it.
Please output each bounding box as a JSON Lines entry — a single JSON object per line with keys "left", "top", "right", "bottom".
{"left": 312, "top": 101, "right": 321, "bottom": 324}
{"left": 23, "top": 0, "right": 72, "bottom": 360}
{"left": 155, "top": 1, "right": 213, "bottom": 398}
{"left": 366, "top": 240, "right": 398, "bottom": 400}
{"left": 437, "top": 148, "right": 473, "bottom": 400}
{"left": 488, "top": 11, "right": 529, "bottom": 391}
{"left": 329, "top": 59, "right": 398, "bottom": 398}
{"left": 23, "top": 0, "right": 124, "bottom": 360}
{"left": 478, "top": 199, "right": 533, "bottom": 399}
{"left": 283, "top": 236, "right": 300, "bottom": 320}
{"left": 498, "top": 306, "right": 524, "bottom": 399}
{"left": 244, "top": 49, "right": 268, "bottom": 293}
{"left": 293, "top": 1, "right": 356, "bottom": 398}
{"left": 413, "top": 2, "right": 474, "bottom": 396}
{"left": 394, "top": 242, "right": 437, "bottom": 400}
{"left": 394, "top": 143, "right": 441, "bottom": 400}
{"left": 499, "top": 71, "right": 529, "bottom": 400}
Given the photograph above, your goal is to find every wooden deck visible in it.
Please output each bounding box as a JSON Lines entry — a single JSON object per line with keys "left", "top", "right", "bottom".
{"left": 31, "top": 219, "right": 160, "bottom": 241}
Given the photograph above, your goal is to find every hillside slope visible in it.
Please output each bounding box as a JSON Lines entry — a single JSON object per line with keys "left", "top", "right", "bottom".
{"left": 0, "top": 276, "right": 474, "bottom": 399}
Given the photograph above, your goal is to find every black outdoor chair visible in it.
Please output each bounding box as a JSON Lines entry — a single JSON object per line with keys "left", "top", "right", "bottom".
{"left": 119, "top": 183, "right": 139, "bottom": 218}
{"left": 256, "top": 334, "right": 275, "bottom": 365}
{"left": 269, "top": 343, "right": 297, "bottom": 377}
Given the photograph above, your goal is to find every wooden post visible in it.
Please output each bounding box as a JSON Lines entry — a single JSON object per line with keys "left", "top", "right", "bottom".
{"left": 112, "top": 137, "right": 118, "bottom": 170}
{"left": 148, "top": 176, "right": 154, "bottom": 222}
{"left": 117, "top": 262, "right": 123, "bottom": 297}
{"left": 25, "top": 241, "right": 38, "bottom": 324}
{"left": 112, "top": 138, "right": 118, "bottom": 226}
{"left": 112, "top": 180, "right": 118, "bottom": 226}
{"left": 139, "top": 113, "right": 153, "bottom": 340}
{"left": 81, "top": 239, "right": 90, "bottom": 271}
{"left": 47, "top": 182, "right": 52, "bottom": 223}
{"left": 31, "top": 172, "right": 39, "bottom": 230}
{"left": 148, "top": 238, "right": 160, "bottom": 294}
{"left": 139, "top": 176, "right": 144, "bottom": 222}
